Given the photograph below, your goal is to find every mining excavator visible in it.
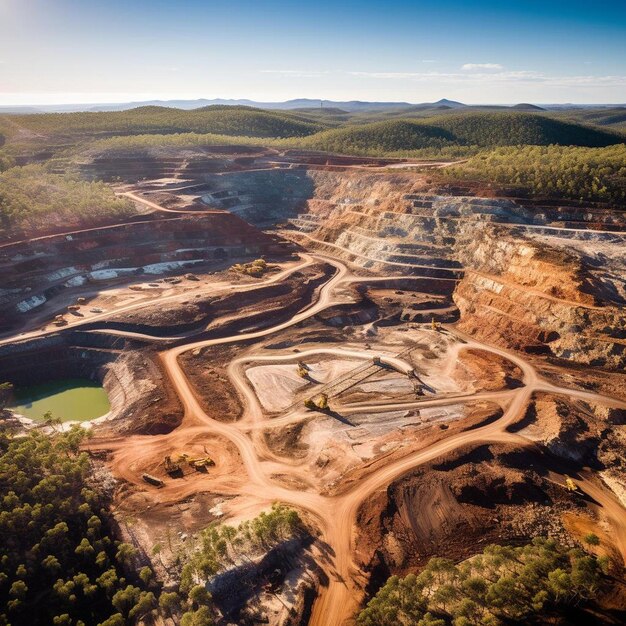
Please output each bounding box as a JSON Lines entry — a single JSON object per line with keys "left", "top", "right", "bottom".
{"left": 296, "top": 361, "right": 309, "bottom": 378}
{"left": 304, "top": 393, "right": 329, "bottom": 411}
{"left": 564, "top": 476, "right": 580, "bottom": 492}
{"left": 187, "top": 457, "right": 215, "bottom": 472}
{"left": 431, "top": 317, "right": 441, "bottom": 331}
{"left": 164, "top": 453, "right": 215, "bottom": 476}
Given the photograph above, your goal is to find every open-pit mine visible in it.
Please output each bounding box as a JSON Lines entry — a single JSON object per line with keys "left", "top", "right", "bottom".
{"left": 2, "top": 147, "right": 626, "bottom": 625}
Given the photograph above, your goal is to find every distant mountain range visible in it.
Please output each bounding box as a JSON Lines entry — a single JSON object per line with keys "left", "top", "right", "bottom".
{"left": 0, "top": 98, "right": 624, "bottom": 115}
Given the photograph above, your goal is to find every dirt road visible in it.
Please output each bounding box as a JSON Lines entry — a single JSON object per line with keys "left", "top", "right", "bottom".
{"left": 121, "top": 190, "right": 224, "bottom": 214}
{"left": 77, "top": 251, "right": 626, "bottom": 625}
{"left": 0, "top": 254, "right": 317, "bottom": 346}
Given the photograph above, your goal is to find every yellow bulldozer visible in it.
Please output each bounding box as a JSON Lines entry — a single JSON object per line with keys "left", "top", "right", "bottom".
{"left": 304, "top": 393, "right": 329, "bottom": 411}
{"left": 164, "top": 455, "right": 184, "bottom": 477}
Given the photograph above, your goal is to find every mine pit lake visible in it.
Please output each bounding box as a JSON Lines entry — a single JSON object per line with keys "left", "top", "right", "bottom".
{"left": 9, "top": 378, "right": 110, "bottom": 422}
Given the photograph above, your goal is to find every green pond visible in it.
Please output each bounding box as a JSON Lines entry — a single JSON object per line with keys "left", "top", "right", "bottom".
{"left": 9, "top": 378, "right": 110, "bottom": 422}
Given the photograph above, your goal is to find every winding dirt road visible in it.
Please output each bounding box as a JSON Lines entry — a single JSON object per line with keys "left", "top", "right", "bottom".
{"left": 52, "top": 244, "right": 625, "bottom": 625}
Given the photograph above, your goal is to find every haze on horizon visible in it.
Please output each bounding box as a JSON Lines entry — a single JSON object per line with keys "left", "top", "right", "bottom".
{"left": 1, "top": 0, "right": 625, "bottom": 106}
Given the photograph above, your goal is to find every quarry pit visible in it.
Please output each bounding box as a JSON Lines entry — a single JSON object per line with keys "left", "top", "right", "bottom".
{"left": 2, "top": 147, "right": 626, "bottom": 626}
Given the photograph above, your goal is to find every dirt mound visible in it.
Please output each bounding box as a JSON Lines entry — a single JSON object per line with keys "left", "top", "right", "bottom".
{"left": 452, "top": 347, "right": 524, "bottom": 391}
{"left": 512, "top": 393, "right": 626, "bottom": 504}
{"left": 355, "top": 442, "right": 587, "bottom": 593}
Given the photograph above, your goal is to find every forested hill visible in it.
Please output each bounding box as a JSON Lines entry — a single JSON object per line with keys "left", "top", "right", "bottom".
{"left": 4, "top": 107, "right": 625, "bottom": 149}
{"left": 298, "top": 113, "right": 625, "bottom": 155}
{"left": 550, "top": 107, "right": 626, "bottom": 129}
{"left": 1, "top": 105, "right": 327, "bottom": 138}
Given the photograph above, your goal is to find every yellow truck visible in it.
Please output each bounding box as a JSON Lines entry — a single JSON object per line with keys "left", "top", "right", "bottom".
{"left": 142, "top": 473, "right": 164, "bottom": 488}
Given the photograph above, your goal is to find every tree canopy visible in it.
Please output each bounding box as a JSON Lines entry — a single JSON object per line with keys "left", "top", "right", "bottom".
{"left": 445, "top": 144, "right": 626, "bottom": 205}
{"left": 357, "top": 537, "right": 607, "bottom": 626}
{"left": 0, "top": 428, "right": 156, "bottom": 625}
{"left": 0, "top": 164, "right": 134, "bottom": 237}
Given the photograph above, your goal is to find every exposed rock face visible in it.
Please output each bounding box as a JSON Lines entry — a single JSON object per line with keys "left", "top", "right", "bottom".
{"left": 0, "top": 211, "right": 289, "bottom": 329}
{"left": 453, "top": 224, "right": 626, "bottom": 367}
{"left": 515, "top": 393, "right": 626, "bottom": 505}
{"left": 73, "top": 152, "right": 626, "bottom": 370}
{"left": 279, "top": 168, "right": 626, "bottom": 368}
{"left": 355, "top": 443, "right": 581, "bottom": 583}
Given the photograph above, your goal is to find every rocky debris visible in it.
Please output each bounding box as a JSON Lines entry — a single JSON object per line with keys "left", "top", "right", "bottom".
{"left": 452, "top": 348, "right": 524, "bottom": 392}
{"left": 514, "top": 393, "right": 626, "bottom": 498}
{"left": 355, "top": 442, "right": 585, "bottom": 589}
{"left": 102, "top": 349, "right": 183, "bottom": 435}
{"left": 109, "top": 297, "right": 213, "bottom": 330}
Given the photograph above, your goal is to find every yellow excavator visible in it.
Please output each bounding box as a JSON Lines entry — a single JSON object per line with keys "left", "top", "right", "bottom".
{"left": 187, "top": 457, "right": 215, "bottom": 472}
{"left": 296, "top": 361, "right": 309, "bottom": 378}
{"left": 431, "top": 317, "right": 441, "bottom": 331}
{"left": 564, "top": 476, "right": 579, "bottom": 492}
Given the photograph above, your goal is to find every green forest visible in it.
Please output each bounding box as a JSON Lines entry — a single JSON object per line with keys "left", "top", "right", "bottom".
{"left": 0, "top": 427, "right": 156, "bottom": 626}
{"left": 446, "top": 144, "right": 626, "bottom": 205}
{"left": 2, "top": 109, "right": 623, "bottom": 153}
{"left": 0, "top": 165, "right": 134, "bottom": 237}
{"left": 298, "top": 113, "right": 624, "bottom": 155}
{"left": 357, "top": 538, "right": 608, "bottom": 626}
{"left": 0, "top": 425, "right": 309, "bottom": 626}
{"left": 0, "top": 106, "right": 325, "bottom": 139}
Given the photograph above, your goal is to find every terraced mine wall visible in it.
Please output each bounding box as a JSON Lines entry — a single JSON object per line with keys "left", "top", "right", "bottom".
{"left": 279, "top": 170, "right": 626, "bottom": 368}
{"left": 453, "top": 225, "right": 626, "bottom": 368}
{"left": 139, "top": 163, "right": 624, "bottom": 367}
{"left": 0, "top": 333, "right": 113, "bottom": 386}
{"left": 54, "top": 155, "right": 626, "bottom": 369}
{"left": 79, "top": 148, "right": 400, "bottom": 183}
{"left": 0, "top": 211, "right": 291, "bottom": 328}
{"left": 201, "top": 169, "right": 317, "bottom": 226}
{"left": 79, "top": 147, "right": 272, "bottom": 182}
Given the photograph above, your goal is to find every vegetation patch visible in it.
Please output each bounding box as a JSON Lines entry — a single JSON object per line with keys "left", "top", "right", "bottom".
{"left": 174, "top": 504, "right": 307, "bottom": 624}
{"left": 444, "top": 144, "right": 626, "bottom": 205}
{"left": 0, "top": 164, "right": 134, "bottom": 237}
{"left": 0, "top": 428, "right": 157, "bottom": 625}
{"left": 294, "top": 113, "right": 625, "bottom": 156}
{"left": 2, "top": 106, "right": 326, "bottom": 139}
{"left": 357, "top": 537, "right": 608, "bottom": 626}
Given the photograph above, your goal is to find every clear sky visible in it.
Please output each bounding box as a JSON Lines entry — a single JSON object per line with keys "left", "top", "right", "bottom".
{"left": 1, "top": 0, "right": 625, "bottom": 105}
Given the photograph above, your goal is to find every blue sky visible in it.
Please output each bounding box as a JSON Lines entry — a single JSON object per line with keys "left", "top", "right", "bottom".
{"left": 1, "top": 0, "right": 625, "bottom": 105}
